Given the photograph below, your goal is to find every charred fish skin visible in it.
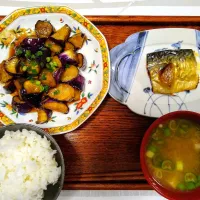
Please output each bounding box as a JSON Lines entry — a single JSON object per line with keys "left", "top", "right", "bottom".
{"left": 147, "top": 49, "right": 198, "bottom": 94}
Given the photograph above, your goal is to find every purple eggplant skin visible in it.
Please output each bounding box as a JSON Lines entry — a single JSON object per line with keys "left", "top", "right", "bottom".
{"left": 12, "top": 96, "right": 33, "bottom": 113}
{"left": 3, "top": 81, "right": 16, "bottom": 94}
{"left": 21, "top": 37, "right": 46, "bottom": 53}
{"left": 67, "top": 74, "right": 85, "bottom": 91}
{"left": 20, "top": 89, "right": 43, "bottom": 108}
{"left": 53, "top": 67, "right": 65, "bottom": 83}
{"left": 59, "top": 49, "right": 78, "bottom": 66}
{"left": 44, "top": 108, "right": 52, "bottom": 119}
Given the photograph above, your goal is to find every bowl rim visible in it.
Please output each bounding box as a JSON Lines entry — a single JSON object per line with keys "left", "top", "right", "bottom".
{"left": 0, "top": 123, "right": 65, "bottom": 200}
{"left": 140, "top": 110, "right": 200, "bottom": 200}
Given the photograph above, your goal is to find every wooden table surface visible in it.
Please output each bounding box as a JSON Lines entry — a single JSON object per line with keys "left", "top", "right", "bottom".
{"left": 1, "top": 15, "right": 200, "bottom": 190}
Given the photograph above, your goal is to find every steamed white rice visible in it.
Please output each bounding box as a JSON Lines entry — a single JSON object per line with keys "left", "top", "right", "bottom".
{"left": 0, "top": 129, "right": 61, "bottom": 200}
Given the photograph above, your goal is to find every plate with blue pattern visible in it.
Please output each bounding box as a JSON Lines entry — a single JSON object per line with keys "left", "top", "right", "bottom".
{"left": 109, "top": 28, "right": 200, "bottom": 118}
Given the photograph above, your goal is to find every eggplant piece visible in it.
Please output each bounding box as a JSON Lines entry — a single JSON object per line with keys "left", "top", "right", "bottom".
{"left": 61, "top": 65, "right": 79, "bottom": 82}
{"left": 77, "top": 53, "right": 87, "bottom": 70}
{"left": 5, "top": 56, "right": 21, "bottom": 75}
{"left": 42, "top": 98, "right": 69, "bottom": 113}
{"left": 21, "top": 37, "right": 46, "bottom": 53}
{"left": 52, "top": 56, "right": 62, "bottom": 68}
{"left": 39, "top": 69, "right": 56, "bottom": 88}
{"left": 14, "top": 78, "right": 26, "bottom": 99}
{"left": 12, "top": 96, "right": 32, "bottom": 113}
{"left": 21, "top": 89, "right": 43, "bottom": 108}
{"left": 59, "top": 49, "right": 78, "bottom": 66}
{"left": 64, "top": 42, "right": 75, "bottom": 51}
{"left": 36, "top": 108, "right": 52, "bottom": 124}
{"left": 45, "top": 39, "right": 62, "bottom": 54}
{"left": 35, "top": 20, "right": 54, "bottom": 38}
{"left": 67, "top": 74, "right": 85, "bottom": 91}
{"left": 53, "top": 67, "right": 65, "bottom": 83}
{"left": 68, "top": 33, "right": 86, "bottom": 49}
{"left": 51, "top": 24, "right": 71, "bottom": 43}
{"left": 3, "top": 81, "right": 16, "bottom": 94}
{"left": 48, "top": 83, "right": 74, "bottom": 101}
{"left": 74, "top": 88, "right": 81, "bottom": 101}
{"left": 0, "top": 61, "right": 13, "bottom": 83}
{"left": 23, "top": 80, "right": 43, "bottom": 94}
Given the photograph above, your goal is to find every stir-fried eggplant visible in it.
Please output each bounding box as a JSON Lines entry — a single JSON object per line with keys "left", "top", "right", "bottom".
{"left": 23, "top": 80, "right": 43, "bottom": 94}
{"left": 53, "top": 67, "right": 65, "bottom": 83}
{"left": 5, "top": 56, "right": 21, "bottom": 75}
{"left": 77, "top": 53, "right": 86, "bottom": 70}
{"left": 3, "top": 81, "right": 16, "bottom": 94}
{"left": 48, "top": 83, "right": 74, "bottom": 101}
{"left": 12, "top": 96, "right": 32, "bottom": 113}
{"left": 64, "top": 42, "right": 75, "bottom": 51}
{"left": 36, "top": 109, "right": 52, "bottom": 124}
{"left": 21, "top": 89, "right": 43, "bottom": 107}
{"left": 74, "top": 88, "right": 81, "bottom": 101}
{"left": 14, "top": 78, "right": 26, "bottom": 100}
{"left": 68, "top": 33, "right": 86, "bottom": 49}
{"left": 61, "top": 65, "right": 79, "bottom": 82}
{"left": 0, "top": 61, "right": 13, "bottom": 83}
{"left": 67, "top": 74, "right": 85, "bottom": 91}
{"left": 59, "top": 49, "right": 78, "bottom": 66}
{"left": 51, "top": 24, "right": 71, "bottom": 43}
{"left": 0, "top": 19, "right": 87, "bottom": 123}
{"left": 42, "top": 98, "right": 69, "bottom": 114}
{"left": 45, "top": 39, "right": 62, "bottom": 54}
{"left": 39, "top": 69, "right": 56, "bottom": 88}
{"left": 35, "top": 20, "right": 54, "bottom": 38}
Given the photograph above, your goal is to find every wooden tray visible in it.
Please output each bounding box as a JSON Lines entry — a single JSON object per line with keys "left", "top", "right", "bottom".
{"left": 1, "top": 15, "right": 200, "bottom": 190}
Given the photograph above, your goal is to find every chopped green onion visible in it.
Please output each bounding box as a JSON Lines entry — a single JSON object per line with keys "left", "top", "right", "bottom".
{"left": 147, "top": 145, "right": 157, "bottom": 153}
{"left": 177, "top": 183, "right": 186, "bottom": 191}
{"left": 161, "top": 160, "right": 174, "bottom": 170}
{"left": 31, "top": 54, "right": 36, "bottom": 59}
{"left": 65, "top": 64, "right": 70, "bottom": 68}
{"left": 16, "top": 47, "right": 23, "bottom": 56}
{"left": 35, "top": 80, "right": 41, "bottom": 86}
{"left": 25, "top": 50, "right": 31, "bottom": 58}
{"left": 185, "top": 182, "right": 196, "bottom": 190}
{"left": 163, "top": 127, "right": 171, "bottom": 137}
{"left": 46, "top": 57, "right": 51, "bottom": 63}
{"left": 36, "top": 51, "right": 43, "bottom": 57}
{"left": 30, "top": 60, "right": 38, "bottom": 67}
{"left": 41, "top": 74, "right": 46, "bottom": 80}
{"left": 53, "top": 89, "right": 60, "bottom": 95}
{"left": 185, "top": 173, "right": 197, "bottom": 183}
{"left": 43, "top": 85, "right": 49, "bottom": 92}
{"left": 22, "top": 66, "right": 27, "bottom": 71}
{"left": 31, "top": 69, "right": 38, "bottom": 74}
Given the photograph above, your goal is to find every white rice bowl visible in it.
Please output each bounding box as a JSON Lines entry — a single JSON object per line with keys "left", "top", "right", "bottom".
{"left": 0, "top": 129, "right": 61, "bottom": 200}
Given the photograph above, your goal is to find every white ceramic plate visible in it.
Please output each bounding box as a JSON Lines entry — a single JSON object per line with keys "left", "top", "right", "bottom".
{"left": 0, "top": 6, "right": 110, "bottom": 134}
{"left": 109, "top": 28, "right": 200, "bottom": 118}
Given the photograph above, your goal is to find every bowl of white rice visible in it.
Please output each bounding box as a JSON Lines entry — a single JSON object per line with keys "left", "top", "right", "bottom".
{"left": 0, "top": 123, "right": 65, "bottom": 200}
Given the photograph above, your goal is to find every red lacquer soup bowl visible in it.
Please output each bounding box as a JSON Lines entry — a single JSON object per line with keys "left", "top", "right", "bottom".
{"left": 140, "top": 111, "right": 200, "bottom": 200}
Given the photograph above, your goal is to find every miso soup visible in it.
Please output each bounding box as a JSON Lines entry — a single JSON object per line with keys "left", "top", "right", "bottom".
{"left": 146, "top": 119, "right": 200, "bottom": 191}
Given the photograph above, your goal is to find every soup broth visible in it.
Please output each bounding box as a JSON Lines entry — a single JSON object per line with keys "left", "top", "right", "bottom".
{"left": 146, "top": 119, "right": 200, "bottom": 191}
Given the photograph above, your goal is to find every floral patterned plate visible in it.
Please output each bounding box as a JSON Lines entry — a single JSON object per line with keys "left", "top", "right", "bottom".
{"left": 109, "top": 28, "right": 200, "bottom": 118}
{"left": 0, "top": 6, "right": 110, "bottom": 134}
